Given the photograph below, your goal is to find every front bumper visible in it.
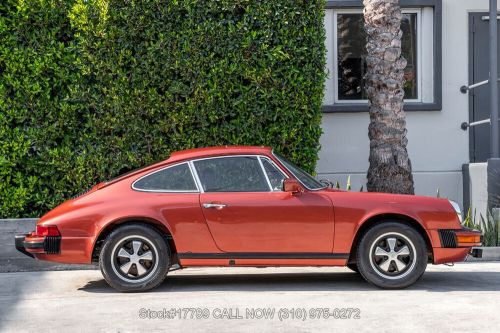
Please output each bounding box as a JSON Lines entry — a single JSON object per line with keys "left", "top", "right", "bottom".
{"left": 470, "top": 247, "right": 483, "bottom": 258}
{"left": 432, "top": 227, "right": 483, "bottom": 264}
{"left": 438, "top": 227, "right": 483, "bottom": 248}
{"left": 15, "top": 233, "right": 61, "bottom": 258}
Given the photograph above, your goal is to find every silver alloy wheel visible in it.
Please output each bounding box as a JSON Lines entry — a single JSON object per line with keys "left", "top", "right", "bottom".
{"left": 368, "top": 232, "right": 417, "bottom": 280}
{"left": 110, "top": 235, "right": 159, "bottom": 283}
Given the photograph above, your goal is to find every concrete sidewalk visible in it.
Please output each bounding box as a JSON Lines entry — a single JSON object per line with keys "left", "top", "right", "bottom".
{"left": 0, "top": 263, "right": 499, "bottom": 332}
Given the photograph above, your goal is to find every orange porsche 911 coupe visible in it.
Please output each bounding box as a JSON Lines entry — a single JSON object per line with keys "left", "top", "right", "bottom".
{"left": 15, "top": 146, "right": 482, "bottom": 292}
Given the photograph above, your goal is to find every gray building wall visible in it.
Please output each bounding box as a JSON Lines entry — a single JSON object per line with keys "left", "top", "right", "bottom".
{"left": 317, "top": 0, "right": 499, "bottom": 206}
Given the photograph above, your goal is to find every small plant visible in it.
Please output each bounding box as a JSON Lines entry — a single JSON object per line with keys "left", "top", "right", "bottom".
{"left": 478, "top": 210, "right": 500, "bottom": 247}
{"left": 463, "top": 207, "right": 500, "bottom": 247}
{"left": 462, "top": 208, "right": 474, "bottom": 229}
{"left": 324, "top": 176, "right": 363, "bottom": 192}
{"left": 435, "top": 188, "right": 449, "bottom": 200}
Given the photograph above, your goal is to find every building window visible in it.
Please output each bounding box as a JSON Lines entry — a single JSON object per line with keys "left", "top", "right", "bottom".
{"left": 323, "top": 0, "right": 442, "bottom": 112}
{"left": 336, "top": 12, "right": 418, "bottom": 101}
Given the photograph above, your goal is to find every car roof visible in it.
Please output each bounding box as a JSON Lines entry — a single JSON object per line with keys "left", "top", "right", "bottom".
{"left": 168, "top": 145, "right": 272, "bottom": 163}
{"left": 104, "top": 146, "right": 273, "bottom": 186}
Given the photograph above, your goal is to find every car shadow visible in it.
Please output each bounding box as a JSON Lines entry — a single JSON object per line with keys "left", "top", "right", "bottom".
{"left": 78, "top": 270, "right": 500, "bottom": 293}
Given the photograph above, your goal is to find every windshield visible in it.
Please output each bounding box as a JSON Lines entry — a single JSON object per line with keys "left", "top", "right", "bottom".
{"left": 273, "top": 152, "right": 326, "bottom": 190}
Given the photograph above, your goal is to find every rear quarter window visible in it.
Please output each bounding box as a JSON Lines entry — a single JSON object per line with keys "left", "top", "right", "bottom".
{"left": 133, "top": 163, "right": 198, "bottom": 192}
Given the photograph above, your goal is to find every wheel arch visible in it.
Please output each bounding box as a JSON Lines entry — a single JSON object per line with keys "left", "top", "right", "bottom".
{"left": 91, "top": 217, "right": 177, "bottom": 263}
{"left": 348, "top": 213, "right": 434, "bottom": 264}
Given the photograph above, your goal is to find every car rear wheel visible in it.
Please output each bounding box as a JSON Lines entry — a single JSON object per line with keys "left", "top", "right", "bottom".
{"left": 99, "top": 224, "right": 170, "bottom": 292}
{"left": 357, "top": 222, "right": 427, "bottom": 289}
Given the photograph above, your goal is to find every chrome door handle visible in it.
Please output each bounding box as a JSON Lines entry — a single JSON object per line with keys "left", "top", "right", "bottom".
{"left": 202, "top": 203, "right": 227, "bottom": 209}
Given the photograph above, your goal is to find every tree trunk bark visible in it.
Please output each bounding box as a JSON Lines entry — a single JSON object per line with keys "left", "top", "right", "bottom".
{"left": 363, "top": 0, "right": 415, "bottom": 194}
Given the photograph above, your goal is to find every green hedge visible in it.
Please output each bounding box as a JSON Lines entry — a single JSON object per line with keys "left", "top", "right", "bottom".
{"left": 0, "top": 0, "right": 326, "bottom": 218}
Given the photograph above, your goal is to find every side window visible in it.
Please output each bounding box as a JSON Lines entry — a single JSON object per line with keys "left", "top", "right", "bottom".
{"left": 133, "top": 163, "right": 197, "bottom": 192}
{"left": 194, "top": 156, "right": 269, "bottom": 192}
{"left": 261, "top": 158, "right": 286, "bottom": 191}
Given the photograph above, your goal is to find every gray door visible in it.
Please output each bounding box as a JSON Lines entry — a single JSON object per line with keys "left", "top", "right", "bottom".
{"left": 469, "top": 13, "right": 500, "bottom": 162}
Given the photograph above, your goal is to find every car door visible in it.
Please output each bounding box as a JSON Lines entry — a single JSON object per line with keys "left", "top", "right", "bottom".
{"left": 192, "top": 155, "right": 335, "bottom": 253}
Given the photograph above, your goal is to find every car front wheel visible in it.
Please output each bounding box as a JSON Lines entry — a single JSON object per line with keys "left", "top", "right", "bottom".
{"left": 99, "top": 223, "right": 170, "bottom": 292}
{"left": 346, "top": 263, "right": 359, "bottom": 273}
{"left": 357, "top": 222, "right": 428, "bottom": 289}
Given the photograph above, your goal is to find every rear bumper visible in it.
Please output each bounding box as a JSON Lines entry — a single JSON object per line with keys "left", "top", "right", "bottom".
{"left": 15, "top": 233, "right": 61, "bottom": 258}
{"left": 15, "top": 234, "right": 36, "bottom": 258}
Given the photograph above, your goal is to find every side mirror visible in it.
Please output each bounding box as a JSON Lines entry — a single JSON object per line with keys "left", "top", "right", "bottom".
{"left": 283, "top": 179, "right": 304, "bottom": 194}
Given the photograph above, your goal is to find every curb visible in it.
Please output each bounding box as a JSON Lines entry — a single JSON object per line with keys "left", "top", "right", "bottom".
{"left": 466, "top": 247, "right": 500, "bottom": 262}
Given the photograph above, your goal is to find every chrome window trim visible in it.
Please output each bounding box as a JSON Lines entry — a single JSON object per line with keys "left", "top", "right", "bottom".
{"left": 189, "top": 160, "right": 204, "bottom": 193}
{"left": 271, "top": 151, "right": 327, "bottom": 191}
{"left": 257, "top": 156, "right": 273, "bottom": 191}
{"left": 258, "top": 156, "right": 289, "bottom": 192}
{"left": 131, "top": 162, "right": 200, "bottom": 193}
{"left": 190, "top": 154, "right": 288, "bottom": 193}
{"left": 131, "top": 154, "right": 292, "bottom": 194}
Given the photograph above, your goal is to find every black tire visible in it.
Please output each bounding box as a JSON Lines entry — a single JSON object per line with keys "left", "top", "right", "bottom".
{"left": 357, "top": 222, "right": 427, "bottom": 289}
{"left": 347, "top": 263, "right": 359, "bottom": 273}
{"left": 99, "top": 223, "right": 170, "bottom": 292}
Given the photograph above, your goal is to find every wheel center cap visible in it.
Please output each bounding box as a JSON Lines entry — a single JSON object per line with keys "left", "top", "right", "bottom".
{"left": 130, "top": 253, "right": 140, "bottom": 264}
{"left": 389, "top": 251, "right": 398, "bottom": 260}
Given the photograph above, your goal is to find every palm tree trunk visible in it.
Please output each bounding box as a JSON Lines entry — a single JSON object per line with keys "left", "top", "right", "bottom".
{"left": 363, "top": 0, "right": 414, "bottom": 194}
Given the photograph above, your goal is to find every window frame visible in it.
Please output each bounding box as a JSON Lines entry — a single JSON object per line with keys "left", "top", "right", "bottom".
{"left": 131, "top": 162, "right": 200, "bottom": 193}
{"left": 333, "top": 8, "right": 422, "bottom": 103}
{"left": 190, "top": 155, "right": 289, "bottom": 193}
{"left": 259, "top": 156, "right": 289, "bottom": 192}
{"left": 323, "top": 0, "right": 442, "bottom": 112}
{"left": 272, "top": 152, "right": 327, "bottom": 191}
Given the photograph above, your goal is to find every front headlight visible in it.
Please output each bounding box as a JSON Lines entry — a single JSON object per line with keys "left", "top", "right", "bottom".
{"left": 448, "top": 200, "right": 463, "bottom": 223}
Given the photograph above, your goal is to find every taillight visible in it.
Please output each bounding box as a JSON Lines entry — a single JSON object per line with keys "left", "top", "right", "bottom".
{"left": 36, "top": 225, "right": 61, "bottom": 237}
